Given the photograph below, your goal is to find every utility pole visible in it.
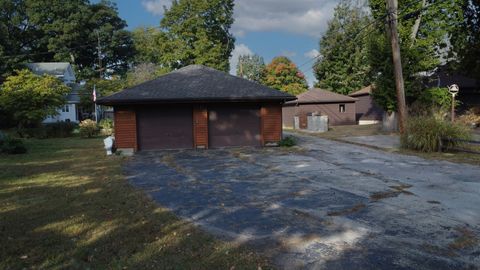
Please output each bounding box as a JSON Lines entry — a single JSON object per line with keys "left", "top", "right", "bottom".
{"left": 386, "top": 0, "right": 407, "bottom": 133}
{"left": 239, "top": 58, "right": 244, "bottom": 78}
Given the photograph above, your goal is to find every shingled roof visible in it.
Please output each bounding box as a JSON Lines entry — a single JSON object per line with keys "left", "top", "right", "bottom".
{"left": 285, "top": 88, "right": 357, "bottom": 105}
{"left": 96, "top": 65, "right": 296, "bottom": 105}
{"left": 349, "top": 85, "right": 373, "bottom": 97}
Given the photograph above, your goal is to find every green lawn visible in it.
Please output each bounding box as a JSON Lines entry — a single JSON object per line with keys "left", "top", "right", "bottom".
{"left": 0, "top": 137, "right": 269, "bottom": 269}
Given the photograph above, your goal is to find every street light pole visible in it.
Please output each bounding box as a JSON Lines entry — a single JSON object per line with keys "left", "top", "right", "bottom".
{"left": 448, "top": 84, "right": 459, "bottom": 122}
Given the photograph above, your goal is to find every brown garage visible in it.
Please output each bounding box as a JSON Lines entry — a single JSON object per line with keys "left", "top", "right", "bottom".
{"left": 348, "top": 85, "right": 384, "bottom": 125}
{"left": 96, "top": 65, "right": 295, "bottom": 151}
{"left": 283, "top": 88, "right": 357, "bottom": 128}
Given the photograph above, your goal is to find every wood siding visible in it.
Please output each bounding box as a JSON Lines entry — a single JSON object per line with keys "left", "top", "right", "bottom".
{"left": 261, "top": 104, "right": 283, "bottom": 144}
{"left": 114, "top": 109, "right": 137, "bottom": 150}
{"left": 282, "top": 102, "right": 356, "bottom": 127}
{"left": 193, "top": 106, "right": 209, "bottom": 148}
{"left": 354, "top": 94, "right": 384, "bottom": 121}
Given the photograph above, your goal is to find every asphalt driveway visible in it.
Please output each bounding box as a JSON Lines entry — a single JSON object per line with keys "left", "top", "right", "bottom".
{"left": 124, "top": 133, "right": 480, "bottom": 270}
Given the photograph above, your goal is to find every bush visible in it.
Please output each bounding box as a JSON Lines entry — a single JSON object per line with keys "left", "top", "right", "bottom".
{"left": 278, "top": 136, "right": 297, "bottom": 147}
{"left": 99, "top": 118, "right": 114, "bottom": 136}
{"left": 16, "top": 122, "right": 76, "bottom": 139}
{"left": 79, "top": 119, "right": 99, "bottom": 138}
{"left": 0, "top": 136, "right": 27, "bottom": 154}
{"left": 401, "top": 116, "right": 471, "bottom": 152}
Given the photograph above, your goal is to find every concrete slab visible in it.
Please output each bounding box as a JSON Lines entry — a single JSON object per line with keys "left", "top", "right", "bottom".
{"left": 124, "top": 133, "right": 480, "bottom": 270}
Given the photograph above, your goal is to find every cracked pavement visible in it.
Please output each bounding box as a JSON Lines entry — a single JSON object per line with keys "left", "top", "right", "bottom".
{"left": 124, "top": 133, "right": 480, "bottom": 269}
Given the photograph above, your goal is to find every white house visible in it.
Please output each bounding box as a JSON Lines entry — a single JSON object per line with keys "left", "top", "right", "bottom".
{"left": 26, "top": 62, "right": 81, "bottom": 123}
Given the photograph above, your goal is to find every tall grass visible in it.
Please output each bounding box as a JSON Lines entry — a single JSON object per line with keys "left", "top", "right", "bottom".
{"left": 401, "top": 116, "right": 471, "bottom": 152}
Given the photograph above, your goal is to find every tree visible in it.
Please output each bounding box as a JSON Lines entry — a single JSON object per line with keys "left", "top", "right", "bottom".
{"left": 0, "top": 70, "right": 70, "bottom": 129}
{"left": 450, "top": 0, "right": 480, "bottom": 79}
{"left": 132, "top": 27, "right": 165, "bottom": 65}
{"left": 236, "top": 54, "right": 265, "bottom": 82}
{"left": 125, "top": 63, "right": 169, "bottom": 87}
{"left": 158, "top": 0, "right": 235, "bottom": 72}
{"left": 367, "top": 0, "right": 463, "bottom": 112}
{"left": 80, "top": 78, "right": 126, "bottom": 109}
{"left": 263, "top": 56, "right": 308, "bottom": 95}
{"left": 313, "top": 0, "right": 373, "bottom": 95}
{"left": 0, "top": 0, "right": 134, "bottom": 80}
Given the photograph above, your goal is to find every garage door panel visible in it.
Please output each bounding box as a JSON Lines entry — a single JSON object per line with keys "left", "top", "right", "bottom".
{"left": 209, "top": 106, "right": 261, "bottom": 147}
{"left": 137, "top": 106, "right": 193, "bottom": 150}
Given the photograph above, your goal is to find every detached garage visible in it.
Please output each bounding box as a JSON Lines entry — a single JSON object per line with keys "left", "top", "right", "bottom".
{"left": 96, "top": 65, "right": 295, "bottom": 151}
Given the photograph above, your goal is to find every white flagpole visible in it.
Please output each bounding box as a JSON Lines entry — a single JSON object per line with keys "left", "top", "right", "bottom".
{"left": 93, "top": 84, "right": 98, "bottom": 122}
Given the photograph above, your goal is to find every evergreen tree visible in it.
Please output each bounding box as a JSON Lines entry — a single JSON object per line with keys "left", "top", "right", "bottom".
{"left": 236, "top": 54, "right": 265, "bottom": 82}
{"left": 159, "top": 0, "right": 235, "bottom": 72}
{"left": 313, "top": 0, "right": 373, "bottom": 95}
{"left": 263, "top": 56, "right": 308, "bottom": 95}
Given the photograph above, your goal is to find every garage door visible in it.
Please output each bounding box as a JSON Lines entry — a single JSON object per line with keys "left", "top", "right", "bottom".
{"left": 209, "top": 105, "right": 261, "bottom": 148}
{"left": 137, "top": 106, "right": 193, "bottom": 150}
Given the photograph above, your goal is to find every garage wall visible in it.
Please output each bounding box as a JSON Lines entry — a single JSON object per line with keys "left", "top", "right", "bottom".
{"left": 354, "top": 94, "right": 384, "bottom": 121}
{"left": 283, "top": 102, "right": 356, "bottom": 127}
{"left": 114, "top": 109, "right": 137, "bottom": 150}
{"left": 261, "top": 104, "right": 283, "bottom": 144}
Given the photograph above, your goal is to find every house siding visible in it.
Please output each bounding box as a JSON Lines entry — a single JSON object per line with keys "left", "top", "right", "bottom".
{"left": 114, "top": 109, "right": 137, "bottom": 150}
{"left": 261, "top": 104, "right": 283, "bottom": 144}
{"left": 193, "top": 106, "right": 209, "bottom": 148}
{"left": 354, "top": 94, "right": 383, "bottom": 121}
{"left": 282, "top": 102, "right": 356, "bottom": 127}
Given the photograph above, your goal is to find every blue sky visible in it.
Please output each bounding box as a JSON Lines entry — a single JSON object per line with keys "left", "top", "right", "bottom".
{"left": 107, "top": 0, "right": 340, "bottom": 86}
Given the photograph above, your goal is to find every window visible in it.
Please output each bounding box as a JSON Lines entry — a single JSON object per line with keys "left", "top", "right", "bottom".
{"left": 339, "top": 104, "right": 346, "bottom": 113}
{"left": 62, "top": 105, "right": 69, "bottom": 113}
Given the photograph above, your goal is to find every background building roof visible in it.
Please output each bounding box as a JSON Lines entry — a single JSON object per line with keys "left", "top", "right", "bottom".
{"left": 26, "top": 62, "right": 71, "bottom": 76}
{"left": 349, "top": 85, "right": 373, "bottom": 97}
{"left": 97, "top": 65, "right": 296, "bottom": 105}
{"left": 285, "top": 88, "right": 357, "bottom": 105}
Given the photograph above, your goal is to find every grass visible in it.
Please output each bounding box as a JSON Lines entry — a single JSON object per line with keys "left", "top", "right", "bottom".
{"left": 0, "top": 137, "right": 269, "bottom": 269}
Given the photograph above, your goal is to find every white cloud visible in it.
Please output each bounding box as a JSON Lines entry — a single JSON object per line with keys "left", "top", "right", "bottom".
{"left": 229, "top": 43, "right": 254, "bottom": 75}
{"left": 233, "top": 0, "right": 339, "bottom": 37}
{"left": 141, "top": 0, "right": 172, "bottom": 16}
{"left": 304, "top": 49, "right": 320, "bottom": 59}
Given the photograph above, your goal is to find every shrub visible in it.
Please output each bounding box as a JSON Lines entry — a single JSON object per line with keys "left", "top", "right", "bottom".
{"left": 278, "top": 136, "right": 297, "bottom": 147}
{"left": 401, "top": 116, "right": 471, "bottom": 152}
{"left": 16, "top": 122, "right": 76, "bottom": 139}
{"left": 99, "top": 118, "right": 114, "bottom": 136}
{"left": 1, "top": 136, "right": 27, "bottom": 154}
{"left": 79, "top": 119, "right": 99, "bottom": 138}
{"left": 45, "top": 122, "right": 76, "bottom": 138}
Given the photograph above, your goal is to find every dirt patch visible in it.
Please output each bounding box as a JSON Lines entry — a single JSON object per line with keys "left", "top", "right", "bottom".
{"left": 327, "top": 203, "right": 366, "bottom": 216}
{"left": 370, "top": 184, "right": 414, "bottom": 201}
{"left": 448, "top": 227, "right": 479, "bottom": 251}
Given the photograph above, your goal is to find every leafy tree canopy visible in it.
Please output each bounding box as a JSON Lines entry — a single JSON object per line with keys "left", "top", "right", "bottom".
{"left": 368, "top": 0, "right": 463, "bottom": 112}
{"left": 0, "top": 70, "right": 70, "bottom": 128}
{"left": 0, "top": 0, "right": 134, "bottom": 80}
{"left": 263, "top": 56, "right": 308, "bottom": 95}
{"left": 132, "top": 27, "right": 165, "bottom": 65}
{"left": 450, "top": 0, "right": 480, "bottom": 79}
{"left": 158, "top": 0, "right": 235, "bottom": 72}
{"left": 314, "top": 0, "right": 373, "bottom": 95}
{"left": 236, "top": 54, "right": 265, "bottom": 83}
